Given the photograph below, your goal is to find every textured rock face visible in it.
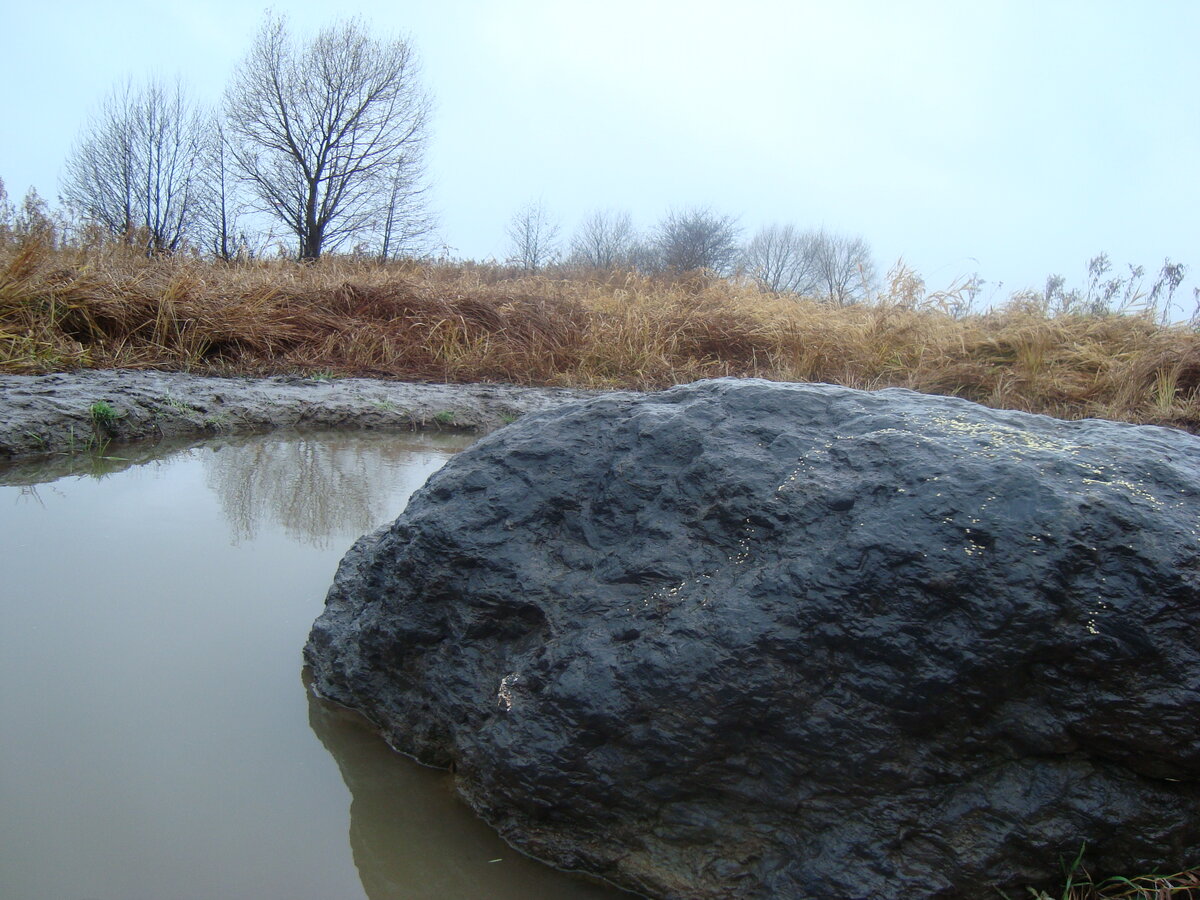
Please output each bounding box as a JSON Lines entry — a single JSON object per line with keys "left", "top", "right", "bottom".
{"left": 305, "top": 378, "right": 1200, "bottom": 900}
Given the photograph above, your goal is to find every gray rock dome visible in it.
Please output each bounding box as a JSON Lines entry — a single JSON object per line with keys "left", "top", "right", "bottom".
{"left": 306, "top": 378, "right": 1200, "bottom": 899}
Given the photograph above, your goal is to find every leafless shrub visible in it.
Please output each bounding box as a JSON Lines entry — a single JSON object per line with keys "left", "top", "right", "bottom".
{"left": 506, "top": 201, "right": 561, "bottom": 273}
{"left": 569, "top": 209, "right": 637, "bottom": 270}
{"left": 743, "top": 224, "right": 819, "bottom": 294}
{"left": 809, "top": 229, "right": 876, "bottom": 305}
{"left": 652, "top": 207, "right": 741, "bottom": 275}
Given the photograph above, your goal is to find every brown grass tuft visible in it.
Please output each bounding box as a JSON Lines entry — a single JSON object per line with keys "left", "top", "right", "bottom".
{"left": 2, "top": 241, "right": 1199, "bottom": 432}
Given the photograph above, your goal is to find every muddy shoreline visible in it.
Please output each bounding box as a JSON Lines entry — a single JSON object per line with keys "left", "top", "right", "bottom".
{"left": 0, "top": 370, "right": 607, "bottom": 461}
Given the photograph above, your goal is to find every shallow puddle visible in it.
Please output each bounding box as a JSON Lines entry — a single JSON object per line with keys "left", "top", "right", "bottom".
{"left": 0, "top": 430, "right": 628, "bottom": 900}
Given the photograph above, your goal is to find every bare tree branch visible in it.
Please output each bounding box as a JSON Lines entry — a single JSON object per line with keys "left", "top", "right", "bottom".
{"left": 506, "top": 200, "right": 560, "bottom": 273}
{"left": 224, "top": 14, "right": 433, "bottom": 260}
{"left": 569, "top": 209, "right": 637, "bottom": 270}
{"left": 652, "top": 207, "right": 741, "bottom": 275}
{"left": 62, "top": 77, "right": 206, "bottom": 255}
{"left": 810, "top": 229, "right": 876, "bottom": 305}
{"left": 743, "top": 224, "right": 820, "bottom": 294}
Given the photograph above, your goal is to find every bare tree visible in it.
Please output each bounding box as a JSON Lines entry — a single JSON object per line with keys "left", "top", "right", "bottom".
{"left": 506, "top": 200, "right": 560, "bottom": 273}
{"left": 196, "top": 118, "right": 251, "bottom": 261}
{"left": 653, "top": 207, "right": 741, "bottom": 275}
{"left": 195, "top": 119, "right": 280, "bottom": 262}
{"left": 626, "top": 238, "right": 663, "bottom": 274}
{"left": 809, "top": 229, "right": 877, "bottom": 305}
{"left": 63, "top": 82, "right": 138, "bottom": 244}
{"left": 569, "top": 209, "right": 636, "bottom": 269}
{"left": 224, "top": 15, "right": 432, "bottom": 261}
{"left": 743, "top": 224, "right": 821, "bottom": 294}
{"left": 62, "top": 78, "right": 207, "bottom": 255}
{"left": 136, "top": 80, "right": 206, "bottom": 254}
{"left": 378, "top": 155, "right": 435, "bottom": 261}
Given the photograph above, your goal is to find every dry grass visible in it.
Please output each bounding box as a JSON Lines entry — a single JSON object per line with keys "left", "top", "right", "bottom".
{"left": 1030, "top": 849, "right": 1200, "bottom": 900}
{"left": 3, "top": 240, "right": 1199, "bottom": 433}
{"left": 1065, "top": 868, "right": 1200, "bottom": 899}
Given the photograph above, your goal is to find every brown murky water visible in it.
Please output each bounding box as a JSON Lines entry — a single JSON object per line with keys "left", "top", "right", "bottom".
{"left": 0, "top": 431, "right": 629, "bottom": 900}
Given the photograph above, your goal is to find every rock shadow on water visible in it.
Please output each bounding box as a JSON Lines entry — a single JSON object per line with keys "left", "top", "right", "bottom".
{"left": 302, "top": 668, "right": 633, "bottom": 900}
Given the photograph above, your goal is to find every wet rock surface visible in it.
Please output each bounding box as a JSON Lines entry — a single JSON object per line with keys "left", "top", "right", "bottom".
{"left": 305, "top": 378, "right": 1200, "bottom": 900}
{"left": 0, "top": 369, "right": 596, "bottom": 459}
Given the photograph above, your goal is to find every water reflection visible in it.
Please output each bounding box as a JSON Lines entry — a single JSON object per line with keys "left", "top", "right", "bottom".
{"left": 2, "top": 431, "right": 474, "bottom": 552}
{"left": 0, "top": 429, "right": 630, "bottom": 900}
{"left": 202, "top": 431, "right": 474, "bottom": 548}
{"left": 305, "top": 671, "right": 627, "bottom": 900}
{"left": 0, "top": 435, "right": 203, "bottom": 485}
{"left": 11, "top": 484, "right": 46, "bottom": 507}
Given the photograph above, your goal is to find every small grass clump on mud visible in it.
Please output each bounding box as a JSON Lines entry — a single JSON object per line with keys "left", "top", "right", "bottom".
{"left": 2, "top": 239, "right": 1199, "bottom": 433}
{"left": 88, "top": 399, "right": 120, "bottom": 431}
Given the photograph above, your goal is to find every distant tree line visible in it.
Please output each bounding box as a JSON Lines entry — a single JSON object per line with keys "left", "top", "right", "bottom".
{"left": 2, "top": 9, "right": 1189, "bottom": 320}
{"left": 502, "top": 203, "right": 1191, "bottom": 319}
{"left": 505, "top": 202, "right": 878, "bottom": 305}
{"left": 38, "top": 14, "right": 433, "bottom": 262}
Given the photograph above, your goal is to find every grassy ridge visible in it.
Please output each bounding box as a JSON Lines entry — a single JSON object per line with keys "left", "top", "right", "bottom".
{"left": 2, "top": 240, "right": 1198, "bottom": 896}
{"left": 2, "top": 240, "right": 1199, "bottom": 434}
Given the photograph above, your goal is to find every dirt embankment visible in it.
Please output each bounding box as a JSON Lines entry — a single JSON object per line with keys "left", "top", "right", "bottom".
{"left": 0, "top": 370, "right": 603, "bottom": 460}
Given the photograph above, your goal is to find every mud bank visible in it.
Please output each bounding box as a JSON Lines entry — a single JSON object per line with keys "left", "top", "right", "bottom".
{"left": 0, "top": 370, "right": 603, "bottom": 460}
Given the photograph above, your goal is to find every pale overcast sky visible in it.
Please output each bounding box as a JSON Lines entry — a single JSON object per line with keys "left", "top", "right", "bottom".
{"left": 3, "top": 0, "right": 1197, "bottom": 308}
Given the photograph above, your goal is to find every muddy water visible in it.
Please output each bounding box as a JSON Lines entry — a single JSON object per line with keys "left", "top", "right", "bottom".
{"left": 0, "top": 431, "right": 629, "bottom": 900}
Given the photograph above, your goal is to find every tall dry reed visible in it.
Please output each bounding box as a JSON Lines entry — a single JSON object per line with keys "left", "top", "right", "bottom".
{"left": 2, "top": 240, "right": 1198, "bottom": 432}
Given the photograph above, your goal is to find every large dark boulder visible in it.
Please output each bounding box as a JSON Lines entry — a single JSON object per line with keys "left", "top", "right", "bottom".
{"left": 304, "top": 378, "right": 1200, "bottom": 899}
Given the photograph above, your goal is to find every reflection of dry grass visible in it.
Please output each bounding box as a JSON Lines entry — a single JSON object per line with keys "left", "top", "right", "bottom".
{"left": 3, "top": 240, "right": 1199, "bottom": 432}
